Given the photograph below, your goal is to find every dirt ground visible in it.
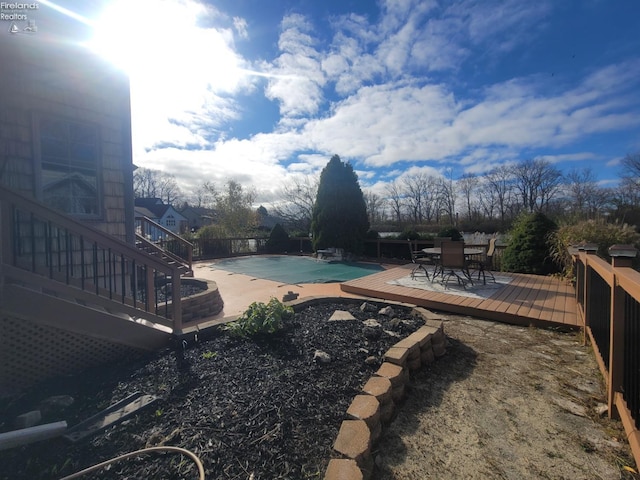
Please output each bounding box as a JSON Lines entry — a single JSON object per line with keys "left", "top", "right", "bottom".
{"left": 374, "top": 314, "right": 639, "bottom": 480}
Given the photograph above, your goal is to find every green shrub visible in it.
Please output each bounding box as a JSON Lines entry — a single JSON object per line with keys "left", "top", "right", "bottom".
{"left": 223, "top": 298, "right": 293, "bottom": 337}
{"left": 365, "top": 230, "right": 380, "bottom": 239}
{"left": 502, "top": 212, "right": 558, "bottom": 274}
{"left": 395, "top": 228, "right": 421, "bottom": 241}
{"left": 265, "top": 223, "right": 290, "bottom": 253}
{"left": 198, "top": 225, "right": 228, "bottom": 239}
{"left": 437, "top": 226, "right": 463, "bottom": 241}
{"left": 549, "top": 220, "right": 640, "bottom": 277}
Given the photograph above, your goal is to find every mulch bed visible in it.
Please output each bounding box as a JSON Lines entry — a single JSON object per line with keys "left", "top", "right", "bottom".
{"left": 0, "top": 300, "right": 424, "bottom": 480}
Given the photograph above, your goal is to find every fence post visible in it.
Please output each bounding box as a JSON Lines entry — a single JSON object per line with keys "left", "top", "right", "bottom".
{"left": 580, "top": 244, "right": 598, "bottom": 334}
{"left": 607, "top": 245, "right": 638, "bottom": 418}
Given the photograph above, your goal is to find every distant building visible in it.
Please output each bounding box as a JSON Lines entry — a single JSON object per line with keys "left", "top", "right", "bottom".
{"left": 180, "top": 205, "right": 216, "bottom": 232}
{"left": 135, "top": 198, "right": 188, "bottom": 240}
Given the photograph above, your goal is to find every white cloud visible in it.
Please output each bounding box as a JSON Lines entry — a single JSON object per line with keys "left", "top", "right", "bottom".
{"left": 126, "top": 0, "right": 639, "bottom": 201}
{"left": 233, "top": 17, "right": 248, "bottom": 39}
{"left": 264, "top": 14, "right": 326, "bottom": 119}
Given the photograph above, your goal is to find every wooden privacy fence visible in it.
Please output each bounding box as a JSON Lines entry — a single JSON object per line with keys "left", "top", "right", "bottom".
{"left": 573, "top": 245, "right": 640, "bottom": 465}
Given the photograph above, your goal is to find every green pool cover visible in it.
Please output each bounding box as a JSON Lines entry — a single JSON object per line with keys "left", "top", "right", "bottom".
{"left": 212, "top": 255, "right": 383, "bottom": 284}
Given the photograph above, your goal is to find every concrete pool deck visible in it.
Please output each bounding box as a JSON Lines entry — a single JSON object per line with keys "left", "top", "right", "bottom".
{"left": 186, "top": 258, "right": 395, "bottom": 331}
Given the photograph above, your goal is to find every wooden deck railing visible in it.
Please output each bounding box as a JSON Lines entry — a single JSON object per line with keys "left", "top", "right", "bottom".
{"left": 0, "top": 187, "right": 183, "bottom": 332}
{"left": 136, "top": 216, "right": 193, "bottom": 273}
{"left": 573, "top": 245, "right": 640, "bottom": 465}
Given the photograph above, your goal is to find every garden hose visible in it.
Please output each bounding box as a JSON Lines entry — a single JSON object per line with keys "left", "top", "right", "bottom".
{"left": 59, "top": 445, "right": 205, "bottom": 480}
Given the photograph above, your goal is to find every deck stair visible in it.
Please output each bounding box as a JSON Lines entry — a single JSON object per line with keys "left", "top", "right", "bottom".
{"left": 135, "top": 216, "right": 193, "bottom": 277}
{"left": 0, "top": 187, "right": 185, "bottom": 346}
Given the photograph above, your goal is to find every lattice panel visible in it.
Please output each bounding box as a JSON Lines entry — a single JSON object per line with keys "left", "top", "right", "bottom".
{"left": 0, "top": 316, "right": 144, "bottom": 396}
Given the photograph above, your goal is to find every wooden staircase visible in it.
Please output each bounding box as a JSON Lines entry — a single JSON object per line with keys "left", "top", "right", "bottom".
{"left": 0, "top": 187, "right": 194, "bottom": 393}
{"left": 0, "top": 187, "right": 185, "bottom": 340}
{"left": 135, "top": 216, "right": 193, "bottom": 277}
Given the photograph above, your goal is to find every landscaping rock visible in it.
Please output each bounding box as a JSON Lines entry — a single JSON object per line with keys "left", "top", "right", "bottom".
{"left": 314, "top": 350, "right": 332, "bottom": 363}
{"left": 360, "top": 302, "right": 378, "bottom": 313}
{"left": 329, "top": 310, "right": 356, "bottom": 321}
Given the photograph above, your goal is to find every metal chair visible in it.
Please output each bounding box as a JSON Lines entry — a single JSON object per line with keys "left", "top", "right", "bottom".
{"left": 467, "top": 238, "right": 496, "bottom": 284}
{"left": 428, "top": 237, "right": 450, "bottom": 279}
{"left": 439, "top": 241, "right": 473, "bottom": 289}
{"left": 408, "top": 241, "right": 433, "bottom": 280}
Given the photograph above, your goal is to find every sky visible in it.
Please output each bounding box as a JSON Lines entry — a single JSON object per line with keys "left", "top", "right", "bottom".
{"left": 22, "top": 0, "right": 640, "bottom": 205}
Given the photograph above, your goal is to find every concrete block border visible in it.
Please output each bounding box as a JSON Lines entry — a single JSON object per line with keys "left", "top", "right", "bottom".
{"left": 313, "top": 301, "right": 447, "bottom": 480}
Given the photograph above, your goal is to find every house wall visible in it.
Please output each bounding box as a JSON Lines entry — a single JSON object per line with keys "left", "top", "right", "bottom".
{"left": 0, "top": 34, "right": 135, "bottom": 244}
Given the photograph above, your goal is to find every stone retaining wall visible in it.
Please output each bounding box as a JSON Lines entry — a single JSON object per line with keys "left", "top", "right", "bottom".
{"left": 166, "top": 279, "right": 224, "bottom": 323}
{"left": 323, "top": 306, "right": 447, "bottom": 480}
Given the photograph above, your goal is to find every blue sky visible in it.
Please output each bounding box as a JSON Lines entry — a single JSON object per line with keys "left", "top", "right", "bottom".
{"left": 32, "top": 1, "right": 640, "bottom": 203}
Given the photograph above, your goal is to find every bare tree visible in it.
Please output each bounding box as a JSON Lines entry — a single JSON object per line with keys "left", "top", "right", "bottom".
{"left": 457, "top": 173, "right": 478, "bottom": 222}
{"left": 385, "top": 180, "right": 404, "bottom": 224}
{"left": 483, "top": 165, "right": 515, "bottom": 227}
{"left": 364, "top": 190, "right": 387, "bottom": 226}
{"left": 192, "top": 181, "right": 217, "bottom": 208}
{"left": 403, "top": 175, "right": 427, "bottom": 224}
{"left": 511, "top": 158, "right": 562, "bottom": 213}
{"left": 564, "top": 168, "right": 599, "bottom": 219}
{"left": 621, "top": 152, "right": 640, "bottom": 186}
{"left": 438, "top": 170, "right": 457, "bottom": 225}
{"left": 586, "top": 186, "right": 614, "bottom": 218}
{"left": 273, "top": 174, "right": 318, "bottom": 233}
{"left": 614, "top": 178, "right": 640, "bottom": 209}
{"left": 478, "top": 178, "right": 498, "bottom": 219}
{"left": 402, "top": 173, "right": 441, "bottom": 224}
{"left": 133, "top": 167, "right": 182, "bottom": 204}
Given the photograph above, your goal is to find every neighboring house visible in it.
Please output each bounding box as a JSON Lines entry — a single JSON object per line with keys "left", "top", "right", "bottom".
{"left": 180, "top": 205, "right": 216, "bottom": 232}
{"left": 256, "top": 206, "right": 287, "bottom": 232}
{"left": 135, "top": 198, "right": 188, "bottom": 240}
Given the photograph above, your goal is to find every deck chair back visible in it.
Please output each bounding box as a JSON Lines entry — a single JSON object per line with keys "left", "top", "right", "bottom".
{"left": 440, "top": 241, "right": 466, "bottom": 269}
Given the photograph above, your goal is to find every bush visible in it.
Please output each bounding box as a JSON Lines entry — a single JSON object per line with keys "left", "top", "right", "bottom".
{"left": 502, "top": 212, "right": 558, "bottom": 274}
{"left": 437, "top": 226, "right": 463, "bottom": 241}
{"left": 549, "top": 220, "right": 640, "bottom": 277}
{"left": 223, "top": 298, "right": 293, "bottom": 337}
{"left": 198, "top": 225, "right": 228, "bottom": 239}
{"left": 265, "top": 223, "right": 290, "bottom": 253}
{"left": 365, "top": 230, "right": 380, "bottom": 239}
{"left": 395, "top": 228, "right": 421, "bottom": 241}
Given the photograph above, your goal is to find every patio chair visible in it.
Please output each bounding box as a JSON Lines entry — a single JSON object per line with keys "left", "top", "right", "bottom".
{"left": 439, "top": 240, "right": 473, "bottom": 289}
{"left": 408, "top": 240, "right": 433, "bottom": 280}
{"left": 467, "top": 238, "right": 496, "bottom": 284}
{"left": 427, "top": 237, "right": 450, "bottom": 279}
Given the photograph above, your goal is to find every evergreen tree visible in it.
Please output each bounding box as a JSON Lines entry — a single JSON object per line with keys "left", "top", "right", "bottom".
{"left": 265, "top": 223, "right": 290, "bottom": 253}
{"left": 311, "top": 155, "right": 369, "bottom": 253}
{"left": 502, "top": 212, "right": 558, "bottom": 274}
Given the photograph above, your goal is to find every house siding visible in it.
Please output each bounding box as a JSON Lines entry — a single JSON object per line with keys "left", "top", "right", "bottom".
{"left": 0, "top": 35, "right": 134, "bottom": 243}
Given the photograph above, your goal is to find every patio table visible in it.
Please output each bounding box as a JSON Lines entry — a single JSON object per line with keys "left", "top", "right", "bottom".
{"left": 422, "top": 247, "right": 483, "bottom": 256}
{"left": 420, "top": 247, "right": 484, "bottom": 284}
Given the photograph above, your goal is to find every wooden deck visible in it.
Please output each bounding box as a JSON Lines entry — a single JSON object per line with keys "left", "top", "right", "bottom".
{"left": 341, "top": 264, "right": 580, "bottom": 329}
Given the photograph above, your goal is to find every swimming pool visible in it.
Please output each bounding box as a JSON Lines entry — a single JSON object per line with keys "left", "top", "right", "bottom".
{"left": 212, "top": 255, "right": 384, "bottom": 284}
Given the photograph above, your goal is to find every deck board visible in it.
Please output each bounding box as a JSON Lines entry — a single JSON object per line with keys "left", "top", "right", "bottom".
{"left": 342, "top": 265, "right": 580, "bottom": 329}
